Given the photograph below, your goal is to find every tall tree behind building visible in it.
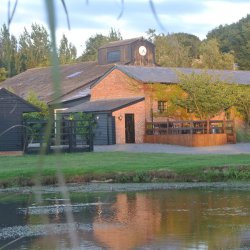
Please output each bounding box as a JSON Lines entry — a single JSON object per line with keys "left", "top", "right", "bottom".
{"left": 80, "top": 28, "right": 122, "bottom": 62}
{"left": 0, "top": 24, "right": 19, "bottom": 77}
{"left": 0, "top": 23, "right": 78, "bottom": 79}
{"left": 192, "top": 39, "right": 235, "bottom": 70}
{"left": 207, "top": 15, "right": 250, "bottom": 70}
{"left": 29, "top": 23, "right": 51, "bottom": 67}
{"left": 146, "top": 29, "right": 201, "bottom": 67}
{"left": 58, "top": 34, "right": 77, "bottom": 64}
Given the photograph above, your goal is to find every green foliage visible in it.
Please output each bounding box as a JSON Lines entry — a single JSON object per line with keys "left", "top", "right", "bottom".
{"left": 0, "top": 67, "right": 7, "bottom": 82}
{"left": 151, "top": 83, "right": 188, "bottom": 119}
{"left": 68, "top": 112, "right": 96, "bottom": 141}
{"left": 0, "top": 24, "right": 18, "bottom": 77}
{"left": 23, "top": 90, "right": 49, "bottom": 120}
{"left": 29, "top": 23, "right": 51, "bottom": 67}
{"left": 236, "top": 127, "right": 250, "bottom": 142}
{"left": 176, "top": 71, "right": 236, "bottom": 120}
{"left": 234, "top": 85, "right": 250, "bottom": 126}
{"left": 0, "top": 22, "right": 78, "bottom": 79}
{"left": 22, "top": 91, "right": 49, "bottom": 142}
{"left": 192, "top": 39, "right": 235, "bottom": 70}
{"left": 207, "top": 15, "right": 250, "bottom": 70}
{"left": 80, "top": 28, "right": 122, "bottom": 62}
{"left": 172, "top": 32, "right": 201, "bottom": 59}
{"left": 146, "top": 29, "right": 201, "bottom": 67}
{"left": 58, "top": 34, "right": 77, "bottom": 64}
{"left": 154, "top": 33, "right": 191, "bottom": 67}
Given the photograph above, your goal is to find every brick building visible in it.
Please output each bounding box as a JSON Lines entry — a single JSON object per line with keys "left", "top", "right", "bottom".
{"left": 2, "top": 37, "right": 250, "bottom": 145}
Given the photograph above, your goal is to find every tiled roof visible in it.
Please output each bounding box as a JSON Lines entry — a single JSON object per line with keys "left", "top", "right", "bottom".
{"left": 2, "top": 61, "right": 250, "bottom": 106}
{"left": 0, "top": 88, "right": 40, "bottom": 112}
{"left": 1, "top": 62, "right": 114, "bottom": 103}
{"left": 116, "top": 65, "right": 250, "bottom": 85}
{"left": 63, "top": 97, "right": 145, "bottom": 113}
{"left": 98, "top": 37, "right": 144, "bottom": 49}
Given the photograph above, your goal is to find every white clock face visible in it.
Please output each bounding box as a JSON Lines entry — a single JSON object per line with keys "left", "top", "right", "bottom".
{"left": 139, "top": 46, "right": 147, "bottom": 56}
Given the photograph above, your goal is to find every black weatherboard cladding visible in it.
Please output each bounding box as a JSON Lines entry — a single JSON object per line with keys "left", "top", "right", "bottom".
{"left": 0, "top": 88, "right": 39, "bottom": 151}
{"left": 93, "top": 113, "right": 115, "bottom": 145}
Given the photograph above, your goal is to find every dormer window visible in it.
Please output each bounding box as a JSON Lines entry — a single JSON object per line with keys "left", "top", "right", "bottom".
{"left": 107, "top": 50, "right": 121, "bottom": 63}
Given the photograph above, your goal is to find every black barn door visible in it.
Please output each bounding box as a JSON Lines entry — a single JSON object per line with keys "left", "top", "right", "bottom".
{"left": 125, "top": 114, "right": 135, "bottom": 143}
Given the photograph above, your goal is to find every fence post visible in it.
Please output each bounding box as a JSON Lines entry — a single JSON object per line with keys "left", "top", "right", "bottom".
{"left": 222, "top": 119, "right": 226, "bottom": 134}
{"left": 22, "top": 121, "right": 28, "bottom": 153}
{"left": 207, "top": 120, "right": 210, "bottom": 134}
{"left": 68, "top": 120, "right": 73, "bottom": 153}
{"left": 89, "top": 121, "right": 94, "bottom": 152}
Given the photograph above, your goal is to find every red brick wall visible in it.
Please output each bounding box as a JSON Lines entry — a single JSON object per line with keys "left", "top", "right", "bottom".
{"left": 90, "top": 68, "right": 231, "bottom": 144}
{"left": 113, "top": 101, "right": 145, "bottom": 144}
{"left": 91, "top": 69, "right": 146, "bottom": 143}
{"left": 91, "top": 69, "right": 144, "bottom": 100}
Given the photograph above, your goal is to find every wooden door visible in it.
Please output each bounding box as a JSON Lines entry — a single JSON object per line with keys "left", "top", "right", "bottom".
{"left": 125, "top": 114, "right": 135, "bottom": 143}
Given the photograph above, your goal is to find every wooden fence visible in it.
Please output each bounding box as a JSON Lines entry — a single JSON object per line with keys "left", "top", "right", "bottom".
{"left": 23, "top": 119, "right": 94, "bottom": 153}
{"left": 145, "top": 120, "right": 236, "bottom": 147}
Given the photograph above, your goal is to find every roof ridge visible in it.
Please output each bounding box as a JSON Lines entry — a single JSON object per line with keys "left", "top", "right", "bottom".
{"left": 99, "top": 37, "right": 145, "bottom": 49}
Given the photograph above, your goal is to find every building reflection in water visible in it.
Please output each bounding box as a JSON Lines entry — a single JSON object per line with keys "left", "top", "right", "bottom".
{"left": 92, "top": 190, "right": 250, "bottom": 250}
{"left": 93, "top": 193, "right": 162, "bottom": 249}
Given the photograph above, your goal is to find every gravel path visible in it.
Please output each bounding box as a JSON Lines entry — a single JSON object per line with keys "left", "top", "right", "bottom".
{"left": 94, "top": 143, "right": 250, "bottom": 154}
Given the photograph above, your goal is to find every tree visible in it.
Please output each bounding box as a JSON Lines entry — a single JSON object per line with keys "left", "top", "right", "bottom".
{"left": 25, "top": 90, "right": 49, "bottom": 118}
{"left": 207, "top": 15, "right": 250, "bottom": 70}
{"left": 176, "top": 71, "right": 236, "bottom": 120}
{"left": 154, "top": 33, "right": 191, "bottom": 67}
{"left": 0, "top": 67, "right": 7, "bottom": 82}
{"left": 146, "top": 30, "right": 201, "bottom": 67}
{"left": 235, "top": 85, "right": 250, "bottom": 126}
{"left": 151, "top": 83, "right": 188, "bottom": 119}
{"left": 17, "top": 28, "right": 32, "bottom": 72}
{"left": 192, "top": 39, "right": 235, "bottom": 70}
{"left": 172, "top": 33, "right": 201, "bottom": 59}
{"left": 29, "top": 23, "right": 51, "bottom": 67}
{"left": 80, "top": 28, "right": 122, "bottom": 62}
{"left": 9, "top": 35, "right": 18, "bottom": 76}
{"left": 108, "top": 27, "right": 122, "bottom": 42}
{"left": 0, "top": 24, "right": 19, "bottom": 77}
{"left": 0, "top": 24, "right": 11, "bottom": 75}
{"left": 58, "top": 34, "right": 77, "bottom": 64}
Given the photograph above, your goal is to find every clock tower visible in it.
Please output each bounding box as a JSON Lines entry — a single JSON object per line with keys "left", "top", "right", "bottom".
{"left": 98, "top": 37, "right": 155, "bottom": 66}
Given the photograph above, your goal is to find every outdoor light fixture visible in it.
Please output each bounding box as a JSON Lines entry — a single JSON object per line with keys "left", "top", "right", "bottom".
{"left": 95, "top": 115, "right": 99, "bottom": 120}
{"left": 118, "top": 114, "right": 123, "bottom": 121}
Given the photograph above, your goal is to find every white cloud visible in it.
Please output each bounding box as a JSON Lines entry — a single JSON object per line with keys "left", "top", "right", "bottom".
{"left": 1, "top": 0, "right": 249, "bottom": 55}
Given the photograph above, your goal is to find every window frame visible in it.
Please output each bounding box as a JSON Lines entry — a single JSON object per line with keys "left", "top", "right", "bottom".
{"left": 107, "top": 50, "right": 121, "bottom": 63}
{"left": 158, "top": 101, "right": 167, "bottom": 113}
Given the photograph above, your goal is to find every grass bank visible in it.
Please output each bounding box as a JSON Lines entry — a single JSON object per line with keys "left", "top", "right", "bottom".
{"left": 0, "top": 152, "right": 250, "bottom": 187}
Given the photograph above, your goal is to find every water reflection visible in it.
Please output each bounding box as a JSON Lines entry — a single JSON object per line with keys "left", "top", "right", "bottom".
{"left": 0, "top": 188, "right": 250, "bottom": 249}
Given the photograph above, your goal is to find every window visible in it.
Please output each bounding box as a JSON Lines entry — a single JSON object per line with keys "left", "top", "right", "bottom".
{"left": 107, "top": 50, "right": 121, "bottom": 63}
{"left": 158, "top": 101, "right": 167, "bottom": 113}
{"left": 186, "top": 106, "right": 193, "bottom": 113}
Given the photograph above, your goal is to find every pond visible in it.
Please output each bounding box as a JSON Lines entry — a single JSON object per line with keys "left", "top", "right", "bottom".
{"left": 0, "top": 186, "right": 250, "bottom": 249}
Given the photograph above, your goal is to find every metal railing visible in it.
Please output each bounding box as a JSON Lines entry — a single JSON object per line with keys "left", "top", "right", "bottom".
{"left": 23, "top": 119, "right": 94, "bottom": 153}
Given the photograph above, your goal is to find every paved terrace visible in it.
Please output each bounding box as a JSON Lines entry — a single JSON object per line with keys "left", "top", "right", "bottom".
{"left": 94, "top": 143, "right": 250, "bottom": 154}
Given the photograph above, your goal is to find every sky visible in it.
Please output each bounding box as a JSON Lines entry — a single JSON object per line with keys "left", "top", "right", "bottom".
{"left": 0, "top": 0, "right": 250, "bottom": 56}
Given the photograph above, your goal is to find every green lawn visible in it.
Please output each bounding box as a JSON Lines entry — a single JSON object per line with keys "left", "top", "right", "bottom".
{"left": 1, "top": 152, "right": 250, "bottom": 187}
